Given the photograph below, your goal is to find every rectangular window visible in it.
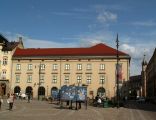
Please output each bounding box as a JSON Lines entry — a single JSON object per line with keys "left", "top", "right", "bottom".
{"left": 100, "top": 75, "right": 105, "bottom": 84}
{"left": 100, "top": 64, "right": 105, "bottom": 70}
{"left": 65, "top": 64, "right": 70, "bottom": 70}
{"left": 86, "top": 75, "right": 91, "bottom": 84}
{"left": 40, "top": 64, "right": 45, "bottom": 70}
{"left": 53, "top": 64, "right": 58, "bottom": 70}
{"left": 2, "top": 70, "right": 6, "bottom": 79}
{"left": 77, "top": 64, "right": 82, "bottom": 70}
{"left": 27, "top": 75, "right": 32, "bottom": 83}
{"left": 16, "top": 64, "right": 21, "bottom": 70}
{"left": 86, "top": 64, "right": 92, "bottom": 70}
{"left": 52, "top": 75, "right": 57, "bottom": 83}
{"left": 4, "top": 51, "right": 8, "bottom": 55}
{"left": 77, "top": 75, "right": 82, "bottom": 84}
{"left": 39, "top": 74, "right": 44, "bottom": 83}
{"left": 64, "top": 75, "right": 69, "bottom": 84}
{"left": 3, "top": 57, "right": 8, "bottom": 65}
{"left": 16, "top": 75, "right": 20, "bottom": 83}
{"left": 28, "top": 64, "right": 33, "bottom": 70}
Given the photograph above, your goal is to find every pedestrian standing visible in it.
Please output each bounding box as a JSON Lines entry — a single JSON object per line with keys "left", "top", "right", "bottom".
{"left": 28, "top": 92, "right": 31, "bottom": 103}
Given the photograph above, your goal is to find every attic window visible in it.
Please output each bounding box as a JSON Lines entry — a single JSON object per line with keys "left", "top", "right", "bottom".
{"left": 4, "top": 51, "right": 8, "bottom": 54}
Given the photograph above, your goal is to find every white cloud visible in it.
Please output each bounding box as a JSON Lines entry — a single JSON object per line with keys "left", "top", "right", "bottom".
{"left": 24, "top": 38, "right": 78, "bottom": 48}
{"left": 4, "top": 32, "right": 156, "bottom": 76}
{"left": 79, "top": 31, "right": 115, "bottom": 47}
{"left": 121, "top": 44, "right": 135, "bottom": 54}
{"left": 93, "top": 4, "right": 124, "bottom": 11}
{"left": 51, "top": 12, "right": 74, "bottom": 16}
{"left": 79, "top": 39, "right": 103, "bottom": 47}
{"left": 132, "top": 20, "right": 156, "bottom": 27}
{"left": 4, "top": 33, "right": 78, "bottom": 48}
{"left": 97, "top": 11, "right": 117, "bottom": 23}
{"left": 120, "top": 43, "right": 155, "bottom": 76}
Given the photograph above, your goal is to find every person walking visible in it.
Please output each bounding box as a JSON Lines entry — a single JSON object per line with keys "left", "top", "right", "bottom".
{"left": 0, "top": 95, "right": 3, "bottom": 110}
{"left": 7, "top": 93, "right": 14, "bottom": 110}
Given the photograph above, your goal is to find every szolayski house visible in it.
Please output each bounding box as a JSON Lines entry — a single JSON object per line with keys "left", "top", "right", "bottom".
{"left": 11, "top": 43, "right": 130, "bottom": 100}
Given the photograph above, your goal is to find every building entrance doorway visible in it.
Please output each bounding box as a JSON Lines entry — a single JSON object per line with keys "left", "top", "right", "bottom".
{"left": 38, "top": 87, "right": 45, "bottom": 100}
{"left": 97, "top": 87, "right": 105, "bottom": 97}
{"left": 14, "top": 86, "right": 21, "bottom": 94}
{"left": 0, "top": 83, "right": 6, "bottom": 95}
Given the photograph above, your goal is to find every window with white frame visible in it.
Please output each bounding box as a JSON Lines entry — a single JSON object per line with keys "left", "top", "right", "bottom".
{"left": 65, "top": 64, "right": 70, "bottom": 70}
{"left": 64, "top": 75, "right": 69, "bottom": 84}
{"left": 39, "top": 74, "right": 44, "bottom": 83}
{"left": 77, "top": 64, "right": 82, "bottom": 70}
{"left": 86, "top": 75, "right": 91, "bottom": 84}
{"left": 77, "top": 75, "right": 82, "bottom": 84}
{"left": 2, "top": 70, "right": 6, "bottom": 79}
{"left": 16, "top": 64, "right": 21, "bottom": 70}
{"left": 28, "top": 64, "right": 33, "bottom": 70}
{"left": 40, "top": 64, "right": 45, "bottom": 70}
{"left": 100, "top": 64, "right": 105, "bottom": 70}
{"left": 16, "top": 75, "right": 20, "bottom": 83}
{"left": 52, "top": 64, "right": 58, "bottom": 70}
{"left": 3, "top": 57, "right": 8, "bottom": 65}
{"left": 27, "top": 75, "right": 32, "bottom": 83}
{"left": 86, "top": 64, "right": 92, "bottom": 70}
{"left": 100, "top": 75, "right": 105, "bottom": 84}
{"left": 52, "top": 75, "right": 57, "bottom": 83}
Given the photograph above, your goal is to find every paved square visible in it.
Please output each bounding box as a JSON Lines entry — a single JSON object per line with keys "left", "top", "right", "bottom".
{"left": 0, "top": 99, "right": 156, "bottom": 120}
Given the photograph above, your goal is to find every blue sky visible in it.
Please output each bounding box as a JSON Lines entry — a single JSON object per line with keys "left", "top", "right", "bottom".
{"left": 0, "top": 0, "right": 156, "bottom": 75}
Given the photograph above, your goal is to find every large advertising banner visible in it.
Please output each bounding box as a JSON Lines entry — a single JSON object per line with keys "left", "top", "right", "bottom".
{"left": 75, "top": 86, "right": 87, "bottom": 101}
{"left": 51, "top": 90, "right": 59, "bottom": 100}
{"left": 116, "top": 63, "right": 123, "bottom": 84}
{"left": 61, "top": 85, "right": 76, "bottom": 101}
{"left": 60, "top": 85, "right": 87, "bottom": 101}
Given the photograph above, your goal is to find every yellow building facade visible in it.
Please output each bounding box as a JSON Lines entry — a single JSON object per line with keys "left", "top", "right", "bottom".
{"left": 0, "top": 35, "right": 23, "bottom": 96}
{"left": 11, "top": 43, "right": 130, "bottom": 99}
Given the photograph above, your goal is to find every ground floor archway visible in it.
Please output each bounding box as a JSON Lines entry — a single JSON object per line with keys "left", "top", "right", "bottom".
{"left": 26, "top": 86, "right": 33, "bottom": 94}
{"left": 51, "top": 87, "right": 58, "bottom": 92}
{"left": 38, "top": 86, "right": 45, "bottom": 96}
{"left": 97, "top": 87, "right": 105, "bottom": 97}
{"left": 0, "top": 83, "right": 6, "bottom": 96}
{"left": 51, "top": 87, "right": 58, "bottom": 99}
{"left": 14, "top": 86, "right": 21, "bottom": 94}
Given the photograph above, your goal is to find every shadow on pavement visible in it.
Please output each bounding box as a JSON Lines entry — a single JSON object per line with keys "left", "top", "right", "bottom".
{"left": 123, "top": 101, "right": 156, "bottom": 112}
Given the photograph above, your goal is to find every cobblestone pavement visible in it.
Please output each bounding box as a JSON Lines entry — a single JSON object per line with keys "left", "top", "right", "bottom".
{"left": 0, "top": 99, "right": 156, "bottom": 120}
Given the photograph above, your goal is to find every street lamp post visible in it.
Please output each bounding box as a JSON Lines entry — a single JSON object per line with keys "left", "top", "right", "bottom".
{"left": 116, "top": 34, "right": 120, "bottom": 108}
{"left": 38, "top": 63, "right": 41, "bottom": 100}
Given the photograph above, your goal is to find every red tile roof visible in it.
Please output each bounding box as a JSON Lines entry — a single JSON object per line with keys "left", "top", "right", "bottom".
{"left": 13, "top": 43, "right": 129, "bottom": 57}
